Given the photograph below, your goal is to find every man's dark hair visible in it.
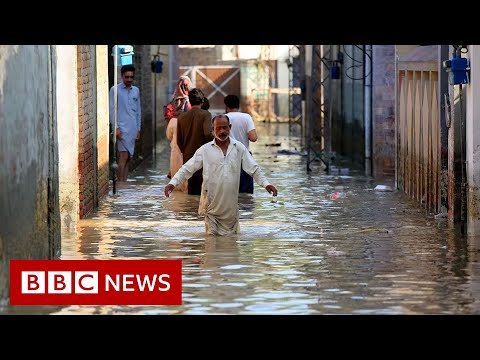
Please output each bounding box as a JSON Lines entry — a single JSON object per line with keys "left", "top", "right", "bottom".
{"left": 121, "top": 64, "right": 135, "bottom": 74}
{"left": 224, "top": 94, "right": 240, "bottom": 109}
{"left": 201, "top": 97, "right": 210, "bottom": 111}
{"left": 189, "top": 88, "right": 205, "bottom": 106}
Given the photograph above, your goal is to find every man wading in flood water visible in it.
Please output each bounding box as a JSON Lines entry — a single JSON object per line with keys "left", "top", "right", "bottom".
{"left": 164, "top": 114, "right": 278, "bottom": 235}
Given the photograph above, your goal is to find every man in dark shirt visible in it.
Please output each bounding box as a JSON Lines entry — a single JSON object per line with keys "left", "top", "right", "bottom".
{"left": 176, "top": 88, "right": 214, "bottom": 195}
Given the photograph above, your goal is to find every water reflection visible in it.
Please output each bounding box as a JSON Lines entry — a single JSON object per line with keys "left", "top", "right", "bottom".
{"left": 238, "top": 193, "right": 256, "bottom": 220}
{"left": 3, "top": 123, "right": 480, "bottom": 315}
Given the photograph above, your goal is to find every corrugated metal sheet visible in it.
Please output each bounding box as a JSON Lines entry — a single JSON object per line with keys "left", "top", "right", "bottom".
{"left": 398, "top": 69, "right": 440, "bottom": 212}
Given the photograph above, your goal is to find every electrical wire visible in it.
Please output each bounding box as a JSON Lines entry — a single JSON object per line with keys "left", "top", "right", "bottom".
{"left": 342, "top": 45, "right": 372, "bottom": 81}
{"left": 453, "top": 45, "right": 469, "bottom": 54}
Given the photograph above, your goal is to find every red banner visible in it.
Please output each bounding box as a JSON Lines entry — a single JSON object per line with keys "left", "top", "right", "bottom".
{"left": 10, "top": 260, "right": 182, "bottom": 305}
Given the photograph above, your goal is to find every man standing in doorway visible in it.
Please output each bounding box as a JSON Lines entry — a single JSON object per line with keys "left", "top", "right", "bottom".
{"left": 109, "top": 64, "right": 141, "bottom": 182}
{"left": 224, "top": 94, "right": 257, "bottom": 193}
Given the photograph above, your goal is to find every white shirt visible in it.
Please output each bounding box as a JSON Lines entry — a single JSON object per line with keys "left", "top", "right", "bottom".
{"left": 226, "top": 112, "right": 255, "bottom": 149}
{"left": 169, "top": 137, "right": 271, "bottom": 235}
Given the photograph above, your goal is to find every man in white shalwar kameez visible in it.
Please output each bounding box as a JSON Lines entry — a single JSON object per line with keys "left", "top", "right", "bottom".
{"left": 165, "top": 115, "right": 278, "bottom": 235}
{"left": 109, "top": 65, "right": 141, "bottom": 182}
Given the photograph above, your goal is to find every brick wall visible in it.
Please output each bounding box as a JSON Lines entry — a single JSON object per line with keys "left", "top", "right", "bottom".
{"left": 77, "top": 45, "right": 96, "bottom": 218}
{"left": 372, "top": 45, "right": 396, "bottom": 178}
{"left": 177, "top": 46, "right": 220, "bottom": 66}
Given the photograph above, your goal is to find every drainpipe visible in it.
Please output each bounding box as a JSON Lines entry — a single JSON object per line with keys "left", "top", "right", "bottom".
{"left": 112, "top": 47, "right": 118, "bottom": 194}
{"left": 153, "top": 46, "right": 158, "bottom": 157}
{"left": 364, "top": 45, "right": 372, "bottom": 176}
{"left": 394, "top": 46, "right": 399, "bottom": 189}
{"left": 305, "top": 45, "right": 313, "bottom": 172}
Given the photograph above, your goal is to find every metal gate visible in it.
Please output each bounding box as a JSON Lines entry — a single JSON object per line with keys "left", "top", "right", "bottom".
{"left": 179, "top": 65, "right": 240, "bottom": 112}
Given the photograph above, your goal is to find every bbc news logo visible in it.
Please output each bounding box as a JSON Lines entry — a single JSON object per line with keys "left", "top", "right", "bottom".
{"left": 10, "top": 260, "right": 182, "bottom": 305}
{"left": 21, "top": 271, "right": 100, "bottom": 294}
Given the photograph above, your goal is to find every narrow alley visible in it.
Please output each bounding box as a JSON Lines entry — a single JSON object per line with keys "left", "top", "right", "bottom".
{"left": 7, "top": 122, "right": 480, "bottom": 315}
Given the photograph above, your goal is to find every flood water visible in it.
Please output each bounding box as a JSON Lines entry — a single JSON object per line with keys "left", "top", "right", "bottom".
{"left": 5, "top": 122, "right": 480, "bottom": 314}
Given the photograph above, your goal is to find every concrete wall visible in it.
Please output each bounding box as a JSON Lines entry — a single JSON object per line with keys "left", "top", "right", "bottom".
{"left": 96, "top": 46, "right": 109, "bottom": 200}
{"left": 372, "top": 45, "right": 396, "bottom": 178}
{"left": 0, "top": 45, "right": 60, "bottom": 304}
{"left": 240, "top": 62, "right": 270, "bottom": 119}
{"left": 151, "top": 45, "right": 171, "bottom": 145}
{"left": 466, "top": 45, "right": 480, "bottom": 235}
{"left": 397, "top": 45, "right": 420, "bottom": 57}
{"left": 57, "top": 46, "right": 80, "bottom": 233}
{"left": 275, "top": 45, "right": 291, "bottom": 118}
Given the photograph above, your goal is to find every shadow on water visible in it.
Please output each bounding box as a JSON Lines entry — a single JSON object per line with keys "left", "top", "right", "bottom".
{"left": 4, "top": 122, "right": 480, "bottom": 315}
